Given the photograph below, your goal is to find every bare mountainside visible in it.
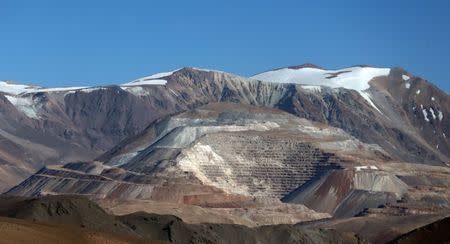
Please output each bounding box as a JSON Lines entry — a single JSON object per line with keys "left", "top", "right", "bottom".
{"left": 0, "top": 66, "right": 448, "bottom": 192}
{"left": 1, "top": 64, "right": 450, "bottom": 242}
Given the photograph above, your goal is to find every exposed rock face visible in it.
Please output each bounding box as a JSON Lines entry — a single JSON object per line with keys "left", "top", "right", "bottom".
{"left": 0, "top": 88, "right": 162, "bottom": 191}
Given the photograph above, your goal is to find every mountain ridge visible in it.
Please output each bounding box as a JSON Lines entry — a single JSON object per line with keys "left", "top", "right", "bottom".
{"left": 0, "top": 64, "right": 434, "bottom": 93}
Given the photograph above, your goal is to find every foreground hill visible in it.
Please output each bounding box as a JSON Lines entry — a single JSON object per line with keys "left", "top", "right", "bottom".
{"left": 0, "top": 195, "right": 363, "bottom": 244}
{"left": 388, "top": 216, "right": 450, "bottom": 243}
{"left": 0, "top": 216, "right": 150, "bottom": 244}
{"left": 1, "top": 195, "right": 447, "bottom": 243}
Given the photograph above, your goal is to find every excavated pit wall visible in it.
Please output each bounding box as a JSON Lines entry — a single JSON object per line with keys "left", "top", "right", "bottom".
{"left": 178, "top": 132, "right": 344, "bottom": 198}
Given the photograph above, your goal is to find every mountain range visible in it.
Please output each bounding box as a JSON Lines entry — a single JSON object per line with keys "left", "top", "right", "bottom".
{"left": 0, "top": 64, "right": 449, "bottom": 243}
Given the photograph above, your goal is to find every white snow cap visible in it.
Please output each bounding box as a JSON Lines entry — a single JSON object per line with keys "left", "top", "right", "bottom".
{"left": 252, "top": 66, "right": 391, "bottom": 113}
{"left": 0, "top": 69, "right": 178, "bottom": 96}
{"left": 0, "top": 80, "right": 90, "bottom": 95}
{"left": 0, "top": 81, "right": 40, "bottom": 95}
{"left": 122, "top": 68, "right": 182, "bottom": 87}
{"left": 251, "top": 66, "right": 391, "bottom": 91}
{"left": 143, "top": 69, "right": 180, "bottom": 79}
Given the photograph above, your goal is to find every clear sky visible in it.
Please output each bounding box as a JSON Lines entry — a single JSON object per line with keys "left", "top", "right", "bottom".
{"left": 1, "top": 0, "right": 449, "bottom": 91}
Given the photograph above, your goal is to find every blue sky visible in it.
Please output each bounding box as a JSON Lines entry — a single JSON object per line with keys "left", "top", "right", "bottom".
{"left": 1, "top": 0, "right": 449, "bottom": 91}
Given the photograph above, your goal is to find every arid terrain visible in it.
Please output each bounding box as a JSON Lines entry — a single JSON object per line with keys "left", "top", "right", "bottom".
{"left": 0, "top": 65, "right": 449, "bottom": 243}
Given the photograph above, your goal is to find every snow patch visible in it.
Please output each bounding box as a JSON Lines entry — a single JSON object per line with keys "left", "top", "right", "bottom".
{"left": 121, "top": 86, "right": 150, "bottom": 97}
{"left": 416, "top": 89, "right": 421, "bottom": 95}
{"left": 301, "top": 85, "right": 322, "bottom": 92}
{"left": 422, "top": 109, "right": 430, "bottom": 122}
{"left": 144, "top": 68, "right": 181, "bottom": 79}
{"left": 5, "top": 95, "right": 40, "bottom": 118}
{"left": 80, "top": 87, "right": 108, "bottom": 93}
{"left": 192, "top": 67, "right": 226, "bottom": 73}
{"left": 438, "top": 110, "right": 443, "bottom": 121}
{"left": 355, "top": 165, "right": 378, "bottom": 171}
{"left": 122, "top": 79, "right": 167, "bottom": 86}
{"left": 405, "top": 82, "right": 411, "bottom": 89}
{"left": 64, "top": 90, "right": 77, "bottom": 95}
{"left": 431, "top": 96, "right": 435, "bottom": 101}
{"left": 402, "top": 75, "right": 410, "bottom": 81}
{"left": 27, "top": 86, "right": 88, "bottom": 94}
{"left": 360, "top": 91, "right": 383, "bottom": 114}
{"left": 123, "top": 69, "right": 181, "bottom": 87}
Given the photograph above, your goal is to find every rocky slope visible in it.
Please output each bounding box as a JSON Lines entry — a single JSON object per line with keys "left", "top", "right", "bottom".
{"left": 6, "top": 102, "right": 450, "bottom": 229}
{"left": 0, "top": 66, "right": 448, "bottom": 192}
{"left": 253, "top": 65, "right": 449, "bottom": 165}
{"left": 5, "top": 103, "right": 384, "bottom": 198}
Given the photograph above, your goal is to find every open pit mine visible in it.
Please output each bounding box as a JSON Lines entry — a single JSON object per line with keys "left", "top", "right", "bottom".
{"left": 0, "top": 65, "right": 449, "bottom": 243}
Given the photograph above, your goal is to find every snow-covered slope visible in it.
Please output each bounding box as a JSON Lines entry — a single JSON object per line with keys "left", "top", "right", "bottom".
{"left": 122, "top": 68, "right": 183, "bottom": 86}
{"left": 251, "top": 66, "right": 391, "bottom": 113}
{"left": 0, "top": 67, "right": 236, "bottom": 96}
{"left": 0, "top": 70, "right": 172, "bottom": 96}
{"left": 251, "top": 66, "right": 391, "bottom": 91}
{"left": 0, "top": 81, "right": 41, "bottom": 95}
{"left": 0, "top": 80, "right": 88, "bottom": 94}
